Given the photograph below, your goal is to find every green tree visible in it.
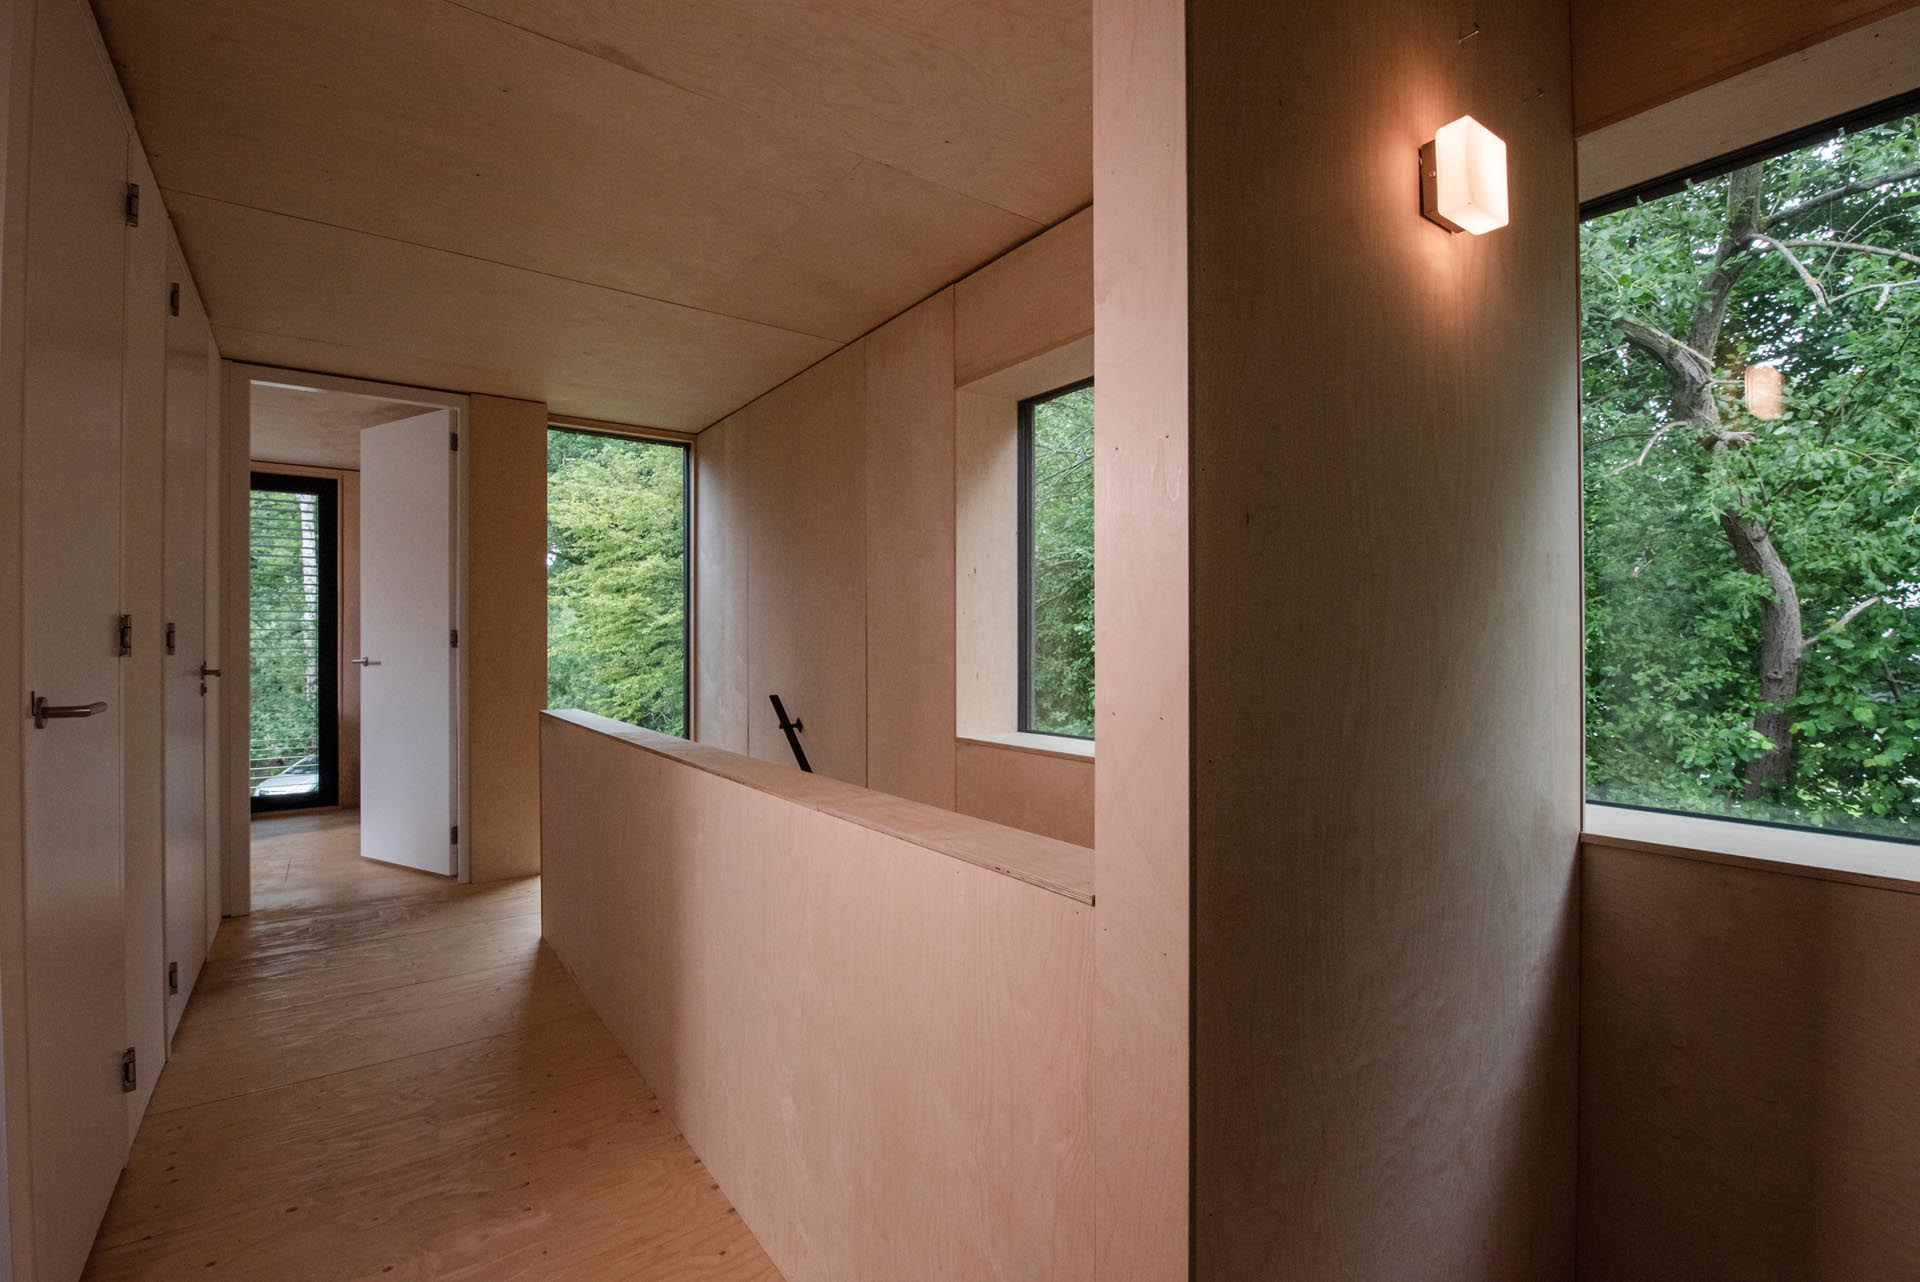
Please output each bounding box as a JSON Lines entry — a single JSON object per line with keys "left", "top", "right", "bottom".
{"left": 1583, "top": 114, "right": 1920, "bottom": 836}
{"left": 1028, "top": 384, "right": 1095, "bottom": 737}
{"left": 249, "top": 487, "right": 321, "bottom": 789}
{"left": 546, "top": 430, "right": 689, "bottom": 736}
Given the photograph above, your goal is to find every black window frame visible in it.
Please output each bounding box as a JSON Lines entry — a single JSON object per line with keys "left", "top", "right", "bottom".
{"left": 1017, "top": 376, "right": 1095, "bottom": 740}
{"left": 248, "top": 470, "right": 340, "bottom": 814}
{"left": 544, "top": 424, "right": 693, "bottom": 737}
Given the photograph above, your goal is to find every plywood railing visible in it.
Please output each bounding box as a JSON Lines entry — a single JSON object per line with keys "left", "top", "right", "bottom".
{"left": 539, "top": 709, "right": 1095, "bottom": 1282}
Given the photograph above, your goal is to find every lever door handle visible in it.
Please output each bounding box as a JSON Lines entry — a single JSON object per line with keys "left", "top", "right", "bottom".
{"left": 350, "top": 657, "right": 381, "bottom": 667}
{"left": 198, "top": 665, "right": 221, "bottom": 678}
{"left": 30, "top": 693, "right": 108, "bottom": 729}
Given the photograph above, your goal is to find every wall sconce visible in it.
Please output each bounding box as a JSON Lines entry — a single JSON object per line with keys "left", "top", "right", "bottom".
{"left": 1744, "top": 364, "right": 1785, "bottom": 419}
{"left": 1420, "top": 115, "right": 1508, "bottom": 235}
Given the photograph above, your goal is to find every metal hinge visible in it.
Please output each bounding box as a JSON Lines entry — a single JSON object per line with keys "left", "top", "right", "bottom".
{"left": 120, "top": 1046, "right": 136, "bottom": 1093}
{"left": 124, "top": 182, "right": 140, "bottom": 226}
{"left": 168, "top": 282, "right": 180, "bottom": 317}
{"left": 450, "top": 824, "right": 459, "bottom": 845}
{"left": 167, "top": 961, "right": 179, "bottom": 994}
{"left": 166, "top": 621, "right": 177, "bottom": 655}
{"left": 449, "top": 628, "right": 459, "bottom": 649}
{"left": 449, "top": 431, "right": 459, "bottom": 452}
{"left": 118, "top": 614, "right": 133, "bottom": 657}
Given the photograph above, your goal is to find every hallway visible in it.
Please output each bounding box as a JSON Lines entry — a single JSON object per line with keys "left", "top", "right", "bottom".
{"left": 81, "top": 813, "right": 780, "bottom": 1281}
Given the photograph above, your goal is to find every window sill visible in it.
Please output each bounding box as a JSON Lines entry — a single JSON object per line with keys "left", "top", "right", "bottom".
{"left": 1583, "top": 802, "right": 1920, "bottom": 895}
{"left": 957, "top": 731, "right": 1094, "bottom": 763}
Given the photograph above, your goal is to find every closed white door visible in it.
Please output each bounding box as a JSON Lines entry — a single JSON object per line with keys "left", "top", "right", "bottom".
{"left": 20, "top": 0, "right": 132, "bottom": 1274}
{"left": 162, "top": 246, "right": 210, "bottom": 1037}
{"left": 358, "top": 411, "right": 456, "bottom": 875}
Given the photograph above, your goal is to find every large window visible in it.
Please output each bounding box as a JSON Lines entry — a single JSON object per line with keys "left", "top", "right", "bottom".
{"left": 1581, "top": 103, "right": 1920, "bottom": 842}
{"left": 249, "top": 472, "right": 338, "bottom": 811}
{"left": 546, "top": 427, "right": 690, "bottom": 736}
{"left": 1019, "top": 379, "right": 1095, "bottom": 738}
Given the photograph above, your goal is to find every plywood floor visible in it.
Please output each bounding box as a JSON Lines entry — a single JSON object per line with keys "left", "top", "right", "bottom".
{"left": 83, "top": 811, "right": 782, "bottom": 1282}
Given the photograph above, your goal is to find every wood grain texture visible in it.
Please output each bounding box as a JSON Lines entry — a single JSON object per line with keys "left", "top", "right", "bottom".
{"left": 467, "top": 395, "right": 548, "bottom": 881}
{"left": 864, "top": 291, "right": 957, "bottom": 808}
{"left": 1571, "top": 0, "right": 1920, "bottom": 133}
{"left": 1090, "top": 0, "right": 1190, "bottom": 1275}
{"left": 1580, "top": 842, "right": 1920, "bottom": 1282}
{"left": 955, "top": 740, "right": 1095, "bottom": 847}
{"left": 694, "top": 420, "right": 748, "bottom": 751}
{"left": 1184, "top": 0, "right": 1581, "bottom": 1276}
{"left": 954, "top": 209, "right": 1094, "bottom": 386}
{"left": 169, "top": 193, "right": 838, "bottom": 433}
{"left": 91, "top": 0, "right": 1084, "bottom": 425}
{"left": 541, "top": 714, "right": 1094, "bottom": 1282}
{"left": 739, "top": 345, "right": 869, "bottom": 784}
{"left": 248, "top": 383, "right": 420, "bottom": 470}
{"left": 84, "top": 811, "right": 780, "bottom": 1281}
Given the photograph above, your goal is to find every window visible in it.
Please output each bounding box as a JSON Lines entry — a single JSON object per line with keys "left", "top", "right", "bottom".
{"left": 249, "top": 472, "right": 339, "bottom": 811}
{"left": 546, "top": 426, "right": 690, "bottom": 736}
{"left": 1581, "top": 101, "right": 1920, "bottom": 842}
{"left": 1019, "top": 379, "right": 1095, "bottom": 738}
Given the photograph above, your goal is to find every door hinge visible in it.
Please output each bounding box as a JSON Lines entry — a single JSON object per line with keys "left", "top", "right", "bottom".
{"left": 166, "top": 621, "right": 178, "bottom": 655}
{"left": 118, "top": 614, "right": 133, "bottom": 657}
{"left": 167, "top": 961, "right": 179, "bottom": 994}
{"left": 450, "top": 824, "right": 459, "bottom": 845}
{"left": 168, "top": 281, "right": 180, "bottom": 316}
{"left": 124, "top": 182, "right": 140, "bottom": 227}
{"left": 449, "top": 628, "right": 459, "bottom": 649}
{"left": 120, "top": 1046, "right": 136, "bottom": 1093}
{"left": 449, "top": 431, "right": 459, "bottom": 452}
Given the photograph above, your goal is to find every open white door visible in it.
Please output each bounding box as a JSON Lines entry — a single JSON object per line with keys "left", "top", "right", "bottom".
{"left": 358, "top": 410, "right": 456, "bottom": 875}
{"left": 19, "top": 0, "right": 132, "bottom": 1273}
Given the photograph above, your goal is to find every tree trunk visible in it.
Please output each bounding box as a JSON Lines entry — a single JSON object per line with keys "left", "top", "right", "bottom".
{"left": 1719, "top": 511, "right": 1803, "bottom": 796}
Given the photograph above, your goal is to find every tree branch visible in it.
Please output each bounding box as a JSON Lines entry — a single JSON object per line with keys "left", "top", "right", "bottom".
{"left": 1748, "top": 235, "right": 1831, "bottom": 309}
{"left": 1762, "top": 163, "right": 1920, "bottom": 229}
{"left": 1777, "top": 237, "right": 1920, "bottom": 272}
{"left": 1801, "top": 595, "right": 1883, "bottom": 657}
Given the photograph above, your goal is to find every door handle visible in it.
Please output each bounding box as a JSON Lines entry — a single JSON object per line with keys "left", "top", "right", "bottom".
{"left": 30, "top": 693, "right": 108, "bottom": 729}
{"left": 350, "top": 657, "right": 381, "bottom": 667}
{"left": 198, "top": 665, "right": 221, "bottom": 678}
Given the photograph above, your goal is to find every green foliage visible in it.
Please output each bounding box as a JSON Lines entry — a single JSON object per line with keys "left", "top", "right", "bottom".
{"left": 1583, "top": 116, "right": 1920, "bottom": 838}
{"left": 249, "top": 488, "right": 321, "bottom": 789}
{"left": 1027, "top": 384, "right": 1095, "bottom": 737}
{"left": 546, "top": 430, "right": 689, "bottom": 736}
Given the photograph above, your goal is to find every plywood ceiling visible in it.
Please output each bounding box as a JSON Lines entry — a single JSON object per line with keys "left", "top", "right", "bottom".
{"left": 91, "top": 0, "right": 1091, "bottom": 432}
{"left": 250, "top": 384, "right": 425, "bottom": 469}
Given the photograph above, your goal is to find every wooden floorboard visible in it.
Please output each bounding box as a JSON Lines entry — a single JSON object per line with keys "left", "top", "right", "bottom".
{"left": 85, "top": 811, "right": 782, "bottom": 1282}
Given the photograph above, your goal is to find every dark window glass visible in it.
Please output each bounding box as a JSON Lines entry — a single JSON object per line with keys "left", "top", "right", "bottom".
{"left": 249, "top": 472, "right": 339, "bottom": 811}
{"left": 1020, "top": 380, "right": 1095, "bottom": 739}
{"left": 1581, "top": 106, "right": 1920, "bottom": 841}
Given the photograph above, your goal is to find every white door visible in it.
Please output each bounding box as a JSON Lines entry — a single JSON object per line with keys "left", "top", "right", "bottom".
{"left": 162, "top": 245, "right": 210, "bottom": 1037}
{"left": 20, "top": 0, "right": 131, "bottom": 1274}
{"left": 358, "top": 411, "right": 456, "bottom": 875}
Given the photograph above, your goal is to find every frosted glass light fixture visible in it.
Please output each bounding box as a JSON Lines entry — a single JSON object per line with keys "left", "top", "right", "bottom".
{"left": 1745, "top": 364, "right": 1785, "bottom": 419}
{"left": 1420, "top": 115, "right": 1509, "bottom": 235}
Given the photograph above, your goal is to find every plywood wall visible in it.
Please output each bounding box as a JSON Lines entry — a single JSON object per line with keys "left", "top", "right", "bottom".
{"left": 1183, "top": 0, "right": 1581, "bottom": 1275}
{"left": 694, "top": 212, "right": 1096, "bottom": 839}
{"left": 1571, "top": 0, "right": 1920, "bottom": 132}
{"left": 466, "top": 393, "right": 547, "bottom": 881}
{"left": 1088, "top": 0, "right": 1191, "bottom": 1276}
{"left": 955, "top": 740, "right": 1093, "bottom": 846}
{"left": 540, "top": 714, "right": 1095, "bottom": 1282}
{"left": 1581, "top": 842, "right": 1920, "bottom": 1281}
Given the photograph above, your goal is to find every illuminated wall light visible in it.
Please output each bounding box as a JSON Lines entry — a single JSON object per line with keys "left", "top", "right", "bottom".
{"left": 1745, "top": 364, "right": 1785, "bottom": 419}
{"left": 1420, "top": 115, "right": 1509, "bottom": 235}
